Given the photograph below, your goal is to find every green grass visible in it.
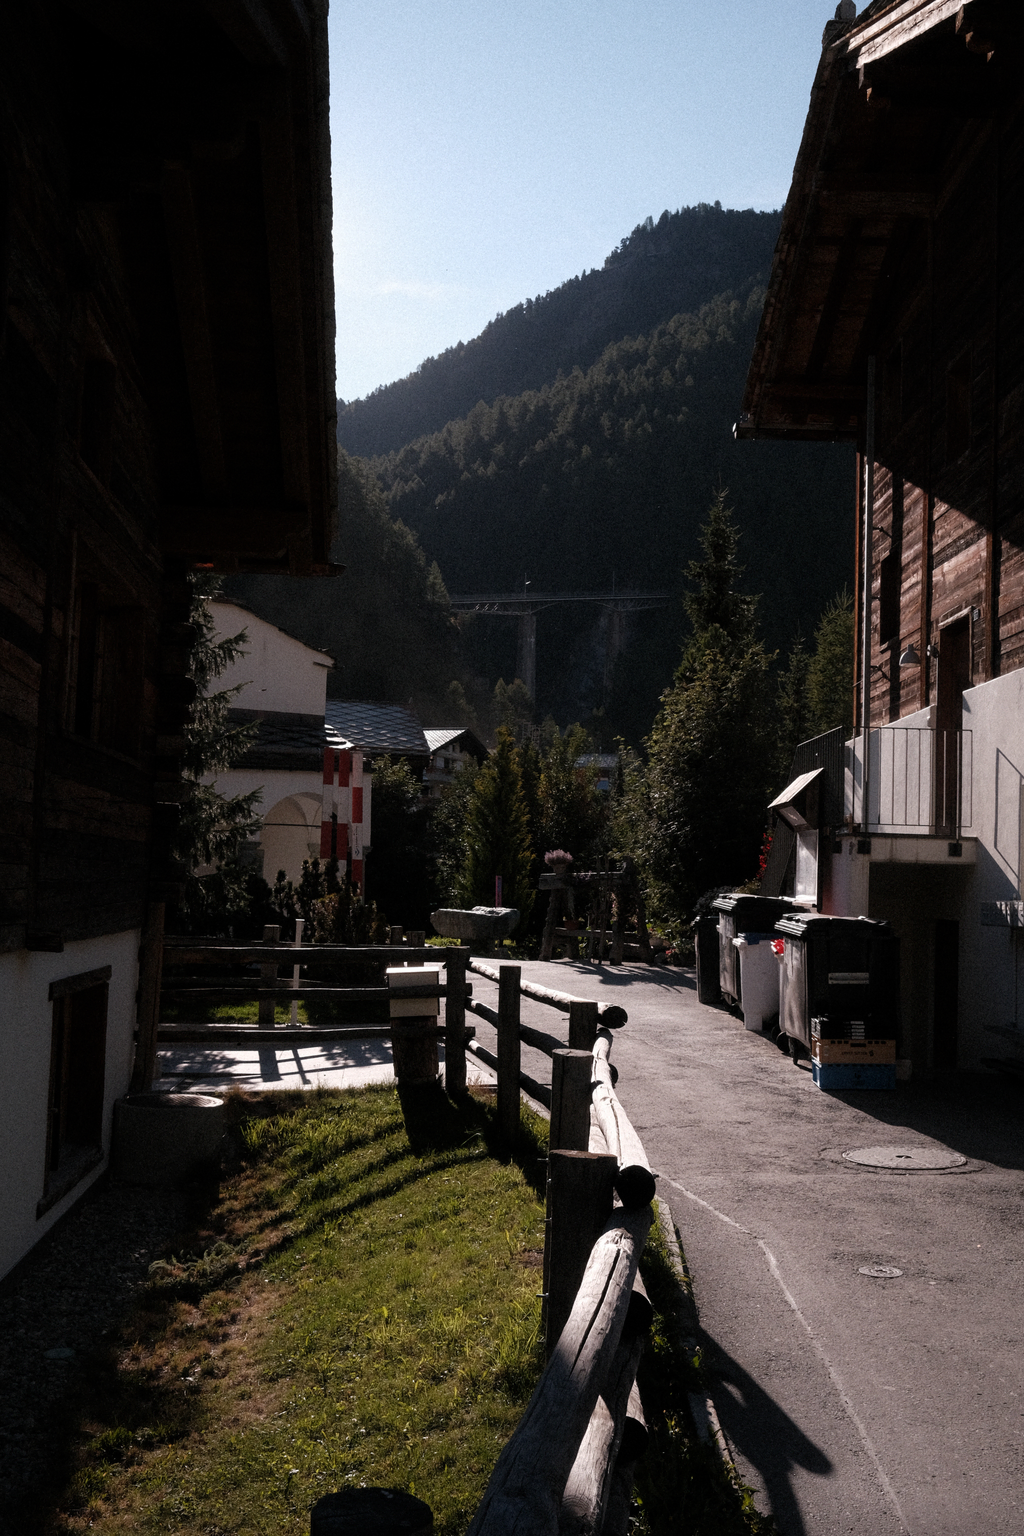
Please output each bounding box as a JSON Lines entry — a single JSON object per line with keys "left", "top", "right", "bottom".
{"left": 47, "top": 1084, "right": 548, "bottom": 1536}
{"left": 43, "top": 1091, "right": 771, "bottom": 1536}
{"left": 160, "top": 1001, "right": 313, "bottom": 1024}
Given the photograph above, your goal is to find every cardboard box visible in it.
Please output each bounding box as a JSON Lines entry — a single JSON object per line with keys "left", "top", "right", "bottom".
{"left": 812, "top": 1061, "right": 896, "bottom": 1091}
{"left": 812, "top": 1038, "right": 896, "bottom": 1065}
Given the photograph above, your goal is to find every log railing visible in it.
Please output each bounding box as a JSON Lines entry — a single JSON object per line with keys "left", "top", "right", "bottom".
{"left": 461, "top": 960, "right": 656, "bottom": 1536}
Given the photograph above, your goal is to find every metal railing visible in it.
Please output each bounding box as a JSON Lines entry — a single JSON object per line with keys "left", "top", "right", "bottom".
{"left": 846, "top": 727, "right": 973, "bottom": 837}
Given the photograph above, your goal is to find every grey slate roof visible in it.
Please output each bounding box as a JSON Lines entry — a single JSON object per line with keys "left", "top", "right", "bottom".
{"left": 325, "top": 701, "right": 429, "bottom": 756}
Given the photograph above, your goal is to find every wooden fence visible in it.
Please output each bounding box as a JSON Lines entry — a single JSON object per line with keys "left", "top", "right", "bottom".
{"left": 456, "top": 957, "right": 655, "bottom": 1536}
{"left": 146, "top": 936, "right": 656, "bottom": 1533}
{"left": 137, "top": 928, "right": 474, "bottom": 1094}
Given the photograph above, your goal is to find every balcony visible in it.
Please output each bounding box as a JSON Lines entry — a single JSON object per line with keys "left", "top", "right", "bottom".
{"left": 846, "top": 728, "right": 974, "bottom": 839}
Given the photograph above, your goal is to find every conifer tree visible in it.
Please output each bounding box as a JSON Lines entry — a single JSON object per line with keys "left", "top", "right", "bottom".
{"left": 807, "top": 588, "right": 854, "bottom": 738}
{"left": 457, "top": 728, "right": 535, "bottom": 924}
{"left": 634, "top": 493, "right": 775, "bottom": 931}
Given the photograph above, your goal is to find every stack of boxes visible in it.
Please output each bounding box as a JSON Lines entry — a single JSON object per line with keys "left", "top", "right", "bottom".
{"left": 774, "top": 914, "right": 900, "bottom": 1090}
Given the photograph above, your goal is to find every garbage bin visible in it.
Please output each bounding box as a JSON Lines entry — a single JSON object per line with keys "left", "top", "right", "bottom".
{"left": 773, "top": 913, "right": 900, "bottom": 1089}
{"left": 711, "top": 894, "right": 805, "bottom": 1016}
{"left": 693, "top": 914, "right": 721, "bottom": 1005}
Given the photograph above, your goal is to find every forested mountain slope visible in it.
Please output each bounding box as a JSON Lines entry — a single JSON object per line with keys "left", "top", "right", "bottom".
{"left": 370, "top": 286, "right": 854, "bottom": 739}
{"left": 337, "top": 204, "right": 782, "bottom": 457}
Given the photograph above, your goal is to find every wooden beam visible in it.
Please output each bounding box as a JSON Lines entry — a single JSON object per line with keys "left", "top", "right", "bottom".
{"left": 259, "top": 90, "right": 312, "bottom": 537}
{"left": 837, "top": 0, "right": 965, "bottom": 71}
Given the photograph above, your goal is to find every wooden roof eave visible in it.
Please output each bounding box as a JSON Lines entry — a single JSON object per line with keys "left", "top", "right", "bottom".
{"left": 737, "top": 19, "right": 861, "bottom": 442}
{"left": 733, "top": 1, "right": 982, "bottom": 445}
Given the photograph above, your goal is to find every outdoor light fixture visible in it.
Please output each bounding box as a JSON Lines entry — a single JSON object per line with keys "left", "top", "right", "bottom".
{"left": 898, "top": 643, "right": 920, "bottom": 667}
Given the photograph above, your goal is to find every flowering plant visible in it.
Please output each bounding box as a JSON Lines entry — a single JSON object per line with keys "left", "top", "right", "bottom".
{"left": 544, "top": 849, "right": 573, "bottom": 866}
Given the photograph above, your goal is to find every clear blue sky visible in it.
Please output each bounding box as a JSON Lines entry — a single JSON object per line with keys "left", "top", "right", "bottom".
{"left": 328, "top": 1, "right": 837, "bottom": 403}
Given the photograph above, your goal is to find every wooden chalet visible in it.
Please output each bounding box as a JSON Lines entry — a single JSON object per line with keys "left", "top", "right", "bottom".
{"left": 0, "top": 1, "right": 336, "bottom": 1277}
{"left": 742, "top": 0, "right": 1024, "bottom": 1076}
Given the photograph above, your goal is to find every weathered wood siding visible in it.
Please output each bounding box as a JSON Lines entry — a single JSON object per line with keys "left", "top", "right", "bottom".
{"left": 865, "top": 100, "right": 1024, "bottom": 725}
{"left": 0, "top": 15, "right": 164, "bottom": 951}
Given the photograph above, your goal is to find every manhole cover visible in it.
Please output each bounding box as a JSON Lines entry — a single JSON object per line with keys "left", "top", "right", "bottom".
{"left": 858, "top": 1264, "right": 903, "bottom": 1279}
{"left": 842, "top": 1145, "right": 966, "bottom": 1171}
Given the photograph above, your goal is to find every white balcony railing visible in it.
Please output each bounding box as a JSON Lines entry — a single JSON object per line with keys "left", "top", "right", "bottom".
{"left": 845, "top": 728, "right": 973, "bottom": 837}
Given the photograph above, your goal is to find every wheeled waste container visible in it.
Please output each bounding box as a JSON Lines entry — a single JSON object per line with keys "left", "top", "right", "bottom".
{"left": 711, "top": 894, "right": 805, "bottom": 1031}
{"left": 692, "top": 914, "right": 722, "bottom": 1005}
{"left": 773, "top": 912, "right": 900, "bottom": 1089}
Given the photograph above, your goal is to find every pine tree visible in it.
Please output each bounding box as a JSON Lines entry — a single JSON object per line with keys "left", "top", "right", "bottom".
{"left": 174, "top": 575, "right": 266, "bottom": 933}
{"left": 807, "top": 588, "right": 854, "bottom": 738}
{"left": 633, "top": 493, "right": 776, "bottom": 931}
{"left": 457, "top": 728, "right": 535, "bottom": 924}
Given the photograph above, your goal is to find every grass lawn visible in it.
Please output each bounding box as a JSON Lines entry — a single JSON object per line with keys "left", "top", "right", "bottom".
{"left": 44, "top": 1084, "right": 772, "bottom": 1536}
{"left": 49, "top": 1085, "right": 548, "bottom": 1536}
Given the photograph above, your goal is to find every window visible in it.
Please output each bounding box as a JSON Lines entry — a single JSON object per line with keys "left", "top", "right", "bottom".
{"left": 67, "top": 579, "right": 145, "bottom": 756}
{"left": 879, "top": 549, "right": 900, "bottom": 645}
{"left": 41, "top": 969, "right": 110, "bottom": 1213}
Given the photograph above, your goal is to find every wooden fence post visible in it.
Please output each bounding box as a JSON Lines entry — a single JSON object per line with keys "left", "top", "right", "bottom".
{"left": 444, "top": 946, "right": 469, "bottom": 1095}
{"left": 568, "top": 998, "right": 599, "bottom": 1051}
{"left": 543, "top": 1149, "right": 616, "bottom": 1357}
{"left": 497, "top": 963, "right": 521, "bottom": 1141}
{"left": 258, "top": 924, "right": 279, "bottom": 1025}
{"left": 549, "top": 1049, "right": 593, "bottom": 1152}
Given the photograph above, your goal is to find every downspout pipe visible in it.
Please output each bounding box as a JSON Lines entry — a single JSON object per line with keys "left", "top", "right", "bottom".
{"left": 861, "top": 356, "right": 876, "bottom": 831}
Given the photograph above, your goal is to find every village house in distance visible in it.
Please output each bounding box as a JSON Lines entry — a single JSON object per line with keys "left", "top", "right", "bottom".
{"left": 0, "top": 2, "right": 337, "bottom": 1281}
{"left": 741, "top": 0, "right": 1024, "bottom": 1078}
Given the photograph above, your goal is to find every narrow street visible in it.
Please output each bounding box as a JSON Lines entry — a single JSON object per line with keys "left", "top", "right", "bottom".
{"left": 478, "top": 959, "right": 1024, "bottom": 1536}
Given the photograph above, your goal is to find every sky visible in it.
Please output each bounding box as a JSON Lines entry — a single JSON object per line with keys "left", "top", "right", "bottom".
{"left": 327, "top": 0, "right": 839, "bottom": 403}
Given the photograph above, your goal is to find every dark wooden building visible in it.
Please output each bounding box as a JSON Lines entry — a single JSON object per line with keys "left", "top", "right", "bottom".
{"left": 740, "top": 0, "right": 1024, "bottom": 1076}
{"left": 0, "top": 1, "right": 337, "bottom": 1276}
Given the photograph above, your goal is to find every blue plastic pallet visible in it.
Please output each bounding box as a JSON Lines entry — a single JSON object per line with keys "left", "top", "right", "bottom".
{"left": 812, "top": 1060, "right": 896, "bottom": 1091}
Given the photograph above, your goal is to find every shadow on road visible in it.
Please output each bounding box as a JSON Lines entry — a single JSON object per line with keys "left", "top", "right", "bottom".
{"left": 699, "top": 1327, "right": 833, "bottom": 1536}
{"left": 532, "top": 960, "right": 698, "bottom": 994}
{"left": 818, "top": 1072, "right": 1024, "bottom": 1171}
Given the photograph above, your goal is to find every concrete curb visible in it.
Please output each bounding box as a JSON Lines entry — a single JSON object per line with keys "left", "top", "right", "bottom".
{"left": 654, "top": 1198, "right": 736, "bottom": 1475}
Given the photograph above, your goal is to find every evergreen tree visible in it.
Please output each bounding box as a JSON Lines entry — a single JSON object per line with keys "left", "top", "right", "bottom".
{"left": 775, "top": 633, "right": 813, "bottom": 771}
{"left": 457, "top": 728, "right": 535, "bottom": 924}
{"left": 539, "top": 723, "right": 606, "bottom": 863}
{"left": 633, "top": 495, "right": 776, "bottom": 933}
{"left": 807, "top": 588, "right": 854, "bottom": 739}
{"left": 174, "top": 575, "right": 266, "bottom": 934}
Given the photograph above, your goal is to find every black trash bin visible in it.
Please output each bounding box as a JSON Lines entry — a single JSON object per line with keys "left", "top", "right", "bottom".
{"left": 773, "top": 912, "right": 900, "bottom": 1088}
{"left": 693, "top": 914, "right": 722, "bottom": 1005}
{"left": 711, "top": 893, "right": 805, "bottom": 1012}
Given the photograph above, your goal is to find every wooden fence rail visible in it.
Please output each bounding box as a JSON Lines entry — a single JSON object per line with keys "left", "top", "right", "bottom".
{"left": 454, "top": 958, "right": 657, "bottom": 1534}
{"left": 145, "top": 936, "right": 473, "bottom": 1094}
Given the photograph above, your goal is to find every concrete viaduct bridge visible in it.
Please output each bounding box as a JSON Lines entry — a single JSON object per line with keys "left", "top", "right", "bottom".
{"left": 448, "top": 590, "right": 671, "bottom": 701}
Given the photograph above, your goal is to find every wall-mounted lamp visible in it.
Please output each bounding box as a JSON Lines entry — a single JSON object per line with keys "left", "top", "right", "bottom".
{"left": 898, "top": 643, "right": 920, "bottom": 667}
{"left": 872, "top": 525, "right": 892, "bottom": 540}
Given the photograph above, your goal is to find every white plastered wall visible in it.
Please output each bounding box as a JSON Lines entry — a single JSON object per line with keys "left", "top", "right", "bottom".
{"left": 957, "top": 669, "right": 1024, "bottom": 1066}
{"left": 0, "top": 930, "right": 139, "bottom": 1281}
{"left": 207, "top": 767, "right": 322, "bottom": 884}
{"left": 208, "top": 601, "right": 331, "bottom": 717}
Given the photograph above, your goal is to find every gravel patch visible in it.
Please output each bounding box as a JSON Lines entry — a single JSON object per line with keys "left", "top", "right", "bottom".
{"left": 0, "top": 1178, "right": 188, "bottom": 1534}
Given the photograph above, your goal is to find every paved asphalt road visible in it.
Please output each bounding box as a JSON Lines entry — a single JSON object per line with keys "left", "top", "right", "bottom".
{"left": 479, "top": 958, "right": 1024, "bottom": 1536}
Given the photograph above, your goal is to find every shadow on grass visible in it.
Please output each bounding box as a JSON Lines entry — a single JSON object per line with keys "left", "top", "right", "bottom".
{"left": 21, "top": 1172, "right": 227, "bottom": 1536}
{"left": 398, "top": 1081, "right": 548, "bottom": 1194}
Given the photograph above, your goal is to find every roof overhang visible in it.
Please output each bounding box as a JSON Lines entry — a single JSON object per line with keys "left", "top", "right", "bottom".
{"left": 737, "top": 0, "right": 1022, "bottom": 443}
{"left": 60, "top": 0, "right": 338, "bottom": 572}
